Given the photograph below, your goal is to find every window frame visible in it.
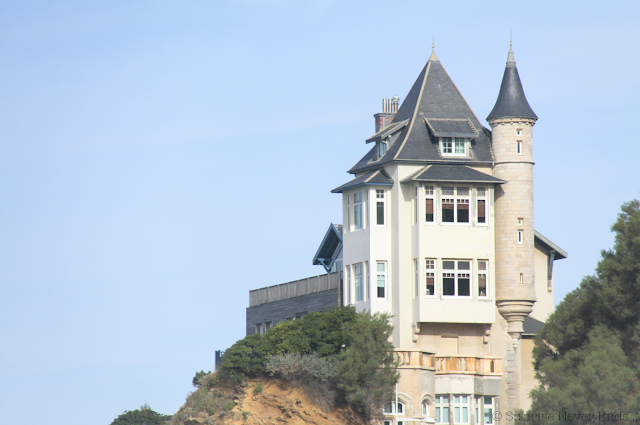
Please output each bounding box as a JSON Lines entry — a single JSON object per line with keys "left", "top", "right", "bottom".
{"left": 475, "top": 396, "right": 494, "bottom": 425}
{"left": 518, "top": 229, "right": 524, "bottom": 244}
{"left": 477, "top": 260, "right": 489, "bottom": 299}
{"left": 517, "top": 140, "right": 523, "bottom": 155}
{"left": 378, "top": 138, "right": 388, "bottom": 159}
{"left": 376, "top": 261, "right": 387, "bottom": 299}
{"left": 440, "top": 137, "right": 469, "bottom": 157}
{"left": 346, "top": 265, "right": 351, "bottom": 304}
{"left": 441, "top": 186, "right": 471, "bottom": 225}
{"left": 353, "top": 191, "right": 364, "bottom": 230}
{"left": 435, "top": 395, "right": 450, "bottom": 424}
{"left": 424, "top": 185, "right": 435, "bottom": 224}
{"left": 354, "top": 263, "right": 364, "bottom": 302}
{"left": 425, "top": 259, "right": 436, "bottom": 297}
{"left": 476, "top": 186, "right": 487, "bottom": 226}
{"left": 376, "top": 189, "right": 386, "bottom": 226}
{"left": 414, "top": 259, "right": 419, "bottom": 298}
{"left": 442, "top": 259, "right": 472, "bottom": 298}
{"left": 453, "top": 395, "right": 470, "bottom": 424}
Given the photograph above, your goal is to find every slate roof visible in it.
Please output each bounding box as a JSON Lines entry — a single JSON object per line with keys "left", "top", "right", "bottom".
{"left": 331, "top": 169, "right": 393, "bottom": 193}
{"left": 348, "top": 51, "right": 494, "bottom": 174}
{"left": 312, "top": 223, "right": 343, "bottom": 273}
{"left": 366, "top": 119, "right": 410, "bottom": 144}
{"left": 401, "top": 164, "right": 505, "bottom": 184}
{"left": 425, "top": 118, "right": 479, "bottom": 138}
{"left": 534, "top": 230, "right": 568, "bottom": 260}
{"left": 486, "top": 47, "right": 537, "bottom": 121}
{"left": 523, "top": 316, "right": 544, "bottom": 336}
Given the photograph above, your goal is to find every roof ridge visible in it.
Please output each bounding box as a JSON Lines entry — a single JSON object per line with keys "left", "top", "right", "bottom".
{"left": 393, "top": 61, "right": 432, "bottom": 160}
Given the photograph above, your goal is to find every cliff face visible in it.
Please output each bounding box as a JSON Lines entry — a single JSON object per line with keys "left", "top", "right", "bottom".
{"left": 172, "top": 378, "right": 366, "bottom": 425}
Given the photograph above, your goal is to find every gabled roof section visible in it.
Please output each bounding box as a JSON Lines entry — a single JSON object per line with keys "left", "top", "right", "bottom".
{"left": 534, "top": 230, "right": 568, "bottom": 260}
{"left": 366, "top": 119, "right": 410, "bottom": 144}
{"left": 349, "top": 51, "right": 493, "bottom": 174}
{"left": 523, "top": 316, "right": 545, "bottom": 336}
{"left": 401, "top": 164, "right": 505, "bottom": 184}
{"left": 487, "top": 46, "right": 537, "bottom": 121}
{"left": 331, "top": 168, "right": 393, "bottom": 193}
{"left": 425, "top": 118, "right": 479, "bottom": 138}
{"left": 312, "top": 223, "right": 343, "bottom": 273}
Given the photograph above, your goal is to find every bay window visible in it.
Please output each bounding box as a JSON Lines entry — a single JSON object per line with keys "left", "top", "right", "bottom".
{"left": 442, "top": 186, "right": 470, "bottom": 223}
{"left": 443, "top": 260, "right": 471, "bottom": 297}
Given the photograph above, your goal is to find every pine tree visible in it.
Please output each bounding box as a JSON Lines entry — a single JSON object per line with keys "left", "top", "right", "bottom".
{"left": 529, "top": 199, "right": 640, "bottom": 420}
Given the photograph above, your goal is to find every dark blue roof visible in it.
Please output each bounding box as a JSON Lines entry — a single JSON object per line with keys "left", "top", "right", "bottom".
{"left": 348, "top": 52, "right": 494, "bottom": 174}
{"left": 487, "top": 47, "right": 537, "bottom": 121}
{"left": 402, "top": 164, "right": 505, "bottom": 184}
{"left": 331, "top": 168, "right": 393, "bottom": 193}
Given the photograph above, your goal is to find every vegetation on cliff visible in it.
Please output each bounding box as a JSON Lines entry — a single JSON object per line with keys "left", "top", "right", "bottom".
{"left": 171, "top": 307, "right": 398, "bottom": 424}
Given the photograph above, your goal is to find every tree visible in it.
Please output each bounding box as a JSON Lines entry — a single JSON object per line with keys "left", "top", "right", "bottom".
{"left": 217, "top": 306, "right": 357, "bottom": 382}
{"left": 337, "top": 311, "right": 399, "bottom": 422}
{"left": 529, "top": 199, "right": 640, "bottom": 420}
{"left": 110, "top": 404, "right": 172, "bottom": 425}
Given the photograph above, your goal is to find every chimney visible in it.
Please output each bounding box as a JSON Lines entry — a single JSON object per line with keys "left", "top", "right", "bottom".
{"left": 373, "top": 96, "right": 399, "bottom": 133}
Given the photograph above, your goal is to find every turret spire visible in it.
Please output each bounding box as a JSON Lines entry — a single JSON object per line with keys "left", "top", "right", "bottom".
{"left": 487, "top": 43, "right": 536, "bottom": 121}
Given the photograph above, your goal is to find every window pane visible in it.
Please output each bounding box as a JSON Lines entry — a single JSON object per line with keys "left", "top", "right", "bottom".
{"left": 458, "top": 261, "right": 470, "bottom": 270}
{"left": 426, "top": 199, "right": 434, "bottom": 222}
{"left": 436, "top": 407, "right": 441, "bottom": 423}
{"left": 478, "top": 261, "right": 487, "bottom": 271}
{"left": 377, "top": 202, "right": 384, "bottom": 225}
{"left": 458, "top": 276, "right": 470, "bottom": 296}
{"left": 442, "top": 199, "right": 454, "bottom": 222}
{"left": 462, "top": 407, "right": 468, "bottom": 423}
{"left": 477, "top": 186, "right": 486, "bottom": 196}
{"left": 377, "top": 262, "right": 385, "bottom": 272}
{"left": 426, "top": 275, "right": 435, "bottom": 295}
{"left": 425, "top": 185, "right": 434, "bottom": 195}
{"left": 478, "top": 274, "right": 487, "bottom": 296}
{"left": 444, "top": 407, "right": 450, "bottom": 423}
{"left": 478, "top": 199, "right": 486, "bottom": 223}
{"left": 443, "top": 261, "right": 455, "bottom": 269}
{"left": 354, "top": 192, "right": 362, "bottom": 202}
{"left": 355, "top": 204, "right": 362, "bottom": 229}
{"left": 377, "top": 285, "right": 385, "bottom": 298}
{"left": 455, "top": 407, "right": 460, "bottom": 423}
{"left": 442, "top": 187, "right": 454, "bottom": 195}
{"left": 443, "top": 276, "right": 455, "bottom": 295}
{"left": 457, "top": 199, "right": 469, "bottom": 223}
{"left": 457, "top": 187, "right": 469, "bottom": 196}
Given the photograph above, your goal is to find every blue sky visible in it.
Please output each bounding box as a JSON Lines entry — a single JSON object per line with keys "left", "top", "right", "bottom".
{"left": 1, "top": 1, "right": 638, "bottom": 424}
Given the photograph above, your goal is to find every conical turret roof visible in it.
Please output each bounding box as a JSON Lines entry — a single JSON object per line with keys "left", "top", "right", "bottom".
{"left": 486, "top": 46, "right": 537, "bottom": 121}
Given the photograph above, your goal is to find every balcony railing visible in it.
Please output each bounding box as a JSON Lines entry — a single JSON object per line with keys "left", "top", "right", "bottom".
{"left": 394, "top": 350, "right": 436, "bottom": 369}
{"left": 249, "top": 271, "right": 341, "bottom": 307}
{"left": 435, "top": 356, "right": 502, "bottom": 376}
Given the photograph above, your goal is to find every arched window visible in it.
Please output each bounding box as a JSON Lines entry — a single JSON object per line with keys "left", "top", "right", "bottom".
{"left": 422, "top": 400, "right": 430, "bottom": 416}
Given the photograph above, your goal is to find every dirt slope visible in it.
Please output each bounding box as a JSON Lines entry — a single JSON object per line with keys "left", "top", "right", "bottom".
{"left": 175, "top": 378, "right": 365, "bottom": 425}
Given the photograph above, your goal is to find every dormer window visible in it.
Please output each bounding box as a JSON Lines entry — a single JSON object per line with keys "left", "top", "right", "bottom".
{"left": 440, "top": 137, "right": 467, "bottom": 156}
{"left": 378, "top": 138, "right": 388, "bottom": 158}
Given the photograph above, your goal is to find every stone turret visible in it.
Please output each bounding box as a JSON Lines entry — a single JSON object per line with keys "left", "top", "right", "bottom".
{"left": 488, "top": 44, "right": 537, "bottom": 414}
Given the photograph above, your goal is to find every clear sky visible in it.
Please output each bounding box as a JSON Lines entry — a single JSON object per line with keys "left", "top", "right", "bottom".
{"left": 1, "top": 1, "right": 638, "bottom": 424}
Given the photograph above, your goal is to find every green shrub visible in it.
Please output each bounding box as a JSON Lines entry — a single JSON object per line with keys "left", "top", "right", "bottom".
{"left": 217, "top": 307, "right": 356, "bottom": 382}
{"left": 110, "top": 405, "right": 172, "bottom": 425}
{"left": 337, "top": 311, "right": 398, "bottom": 422}
{"left": 192, "top": 370, "right": 212, "bottom": 388}
{"left": 266, "top": 352, "right": 339, "bottom": 412}
{"left": 253, "top": 382, "right": 263, "bottom": 394}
